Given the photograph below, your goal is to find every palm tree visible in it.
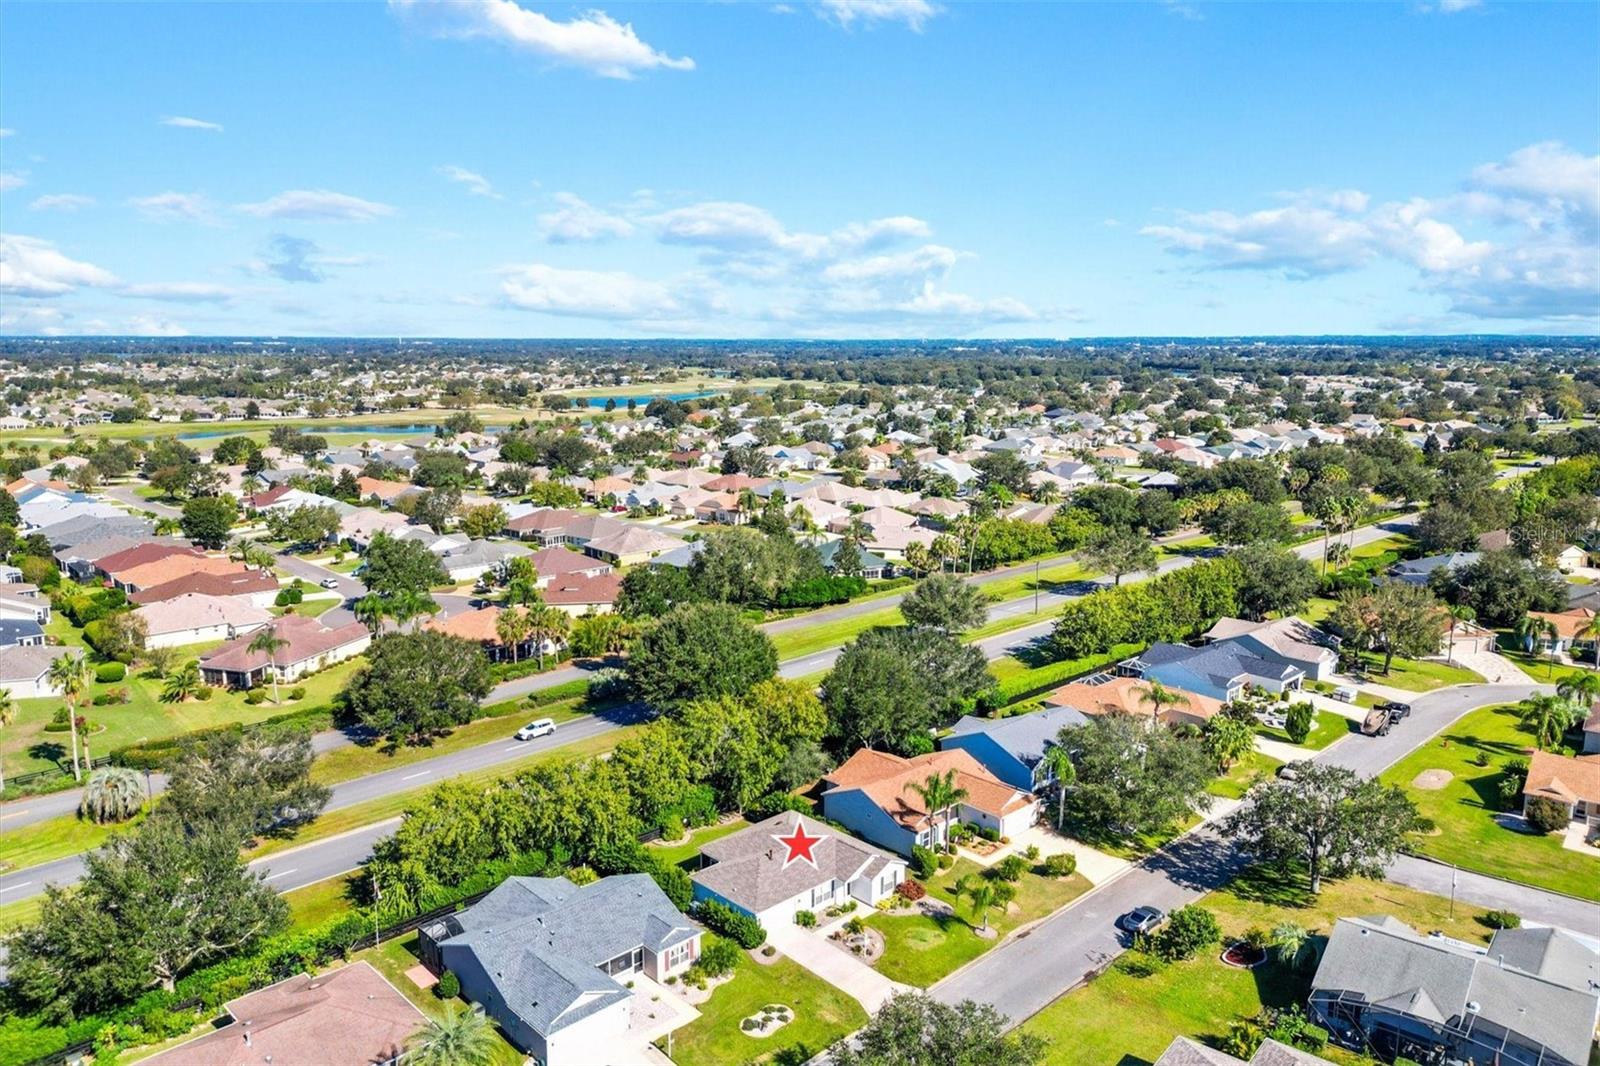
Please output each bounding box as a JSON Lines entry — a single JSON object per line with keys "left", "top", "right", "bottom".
{"left": 406, "top": 1008, "right": 496, "bottom": 1066}
{"left": 248, "top": 624, "right": 290, "bottom": 704}
{"left": 47, "top": 653, "right": 90, "bottom": 781}
{"left": 524, "top": 605, "right": 570, "bottom": 670}
{"left": 1270, "top": 921, "right": 1321, "bottom": 972}
{"left": 1323, "top": 541, "right": 1351, "bottom": 575}
{"left": 1136, "top": 680, "right": 1190, "bottom": 728}
{"left": 1446, "top": 604, "right": 1477, "bottom": 663}
{"left": 1518, "top": 694, "right": 1578, "bottom": 751}
{"left": 1557, "top": 671, "right": 1600, "bottom": 712}
{"left": 1511, "top": 613, "right": 1545, "bottom": 654}
{"left": 905, "top": 769, "right": 968, "bottom": 853}
{"left": 80, "top": 766, "right": 146, "bottom": 824}
{"left": 162, "top": 660, "right": 202, "bottom": 703}
{"left": 495, "top": 607, "right": 532, "bottom": 664}
{"left": 1041, "top": 743, "right": 1076, "bottom": 829}
{"left": 1580, "top": 612, "right": 1600, "bottom": 671}
{"left": 960, "top": 876, "right": 997, "bottom": 932}
{"left": 0, "top": 687, "right": 14, "bottom": 794}
{"left": 353, "top": 593, "right": 387, "bottom": 633}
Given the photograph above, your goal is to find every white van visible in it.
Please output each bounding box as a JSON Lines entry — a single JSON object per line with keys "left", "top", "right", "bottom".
{"left": 515, "top": 718, "right": 557, "bottom": 741}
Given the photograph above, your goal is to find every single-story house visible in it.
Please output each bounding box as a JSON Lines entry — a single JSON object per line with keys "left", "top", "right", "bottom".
{"left": 1202, "top": 616, "right": 1339, "bottom": 682}
{"left": 0, "top": 644, "right": 78, "bottom": 699}
{"left": 1309, "top": 916, "right": 1600, "bottom": 1066}
{"left": 127, "top": 568, "right": 282, "bottom": 609}
{"left": 817, "top": 540, "right": 892, "bottom": 579}
{"left": 424, "top": 605, "right": 556, "bottom": 663}
{"left": 0, "top": 619, "right": 46, "bottom": 650}
{"left": 1523, "top": 608, "right": 1597, "bottom": 657}
{"left": 0, "top": 587, "right": 48, "bottom": 625}
{"left": 1131, "top": 641, "right": 1304, "bottom": 703}
{"left": 940, "top": 705, "right": 1090, "bottom": 793}
{"left": 524, "top": 547, "right": 613, "bottom": 588}
{"left": 821, "top": 748, "right": 1039, "bottom": 855}
{"left": 142, "top": 961, "right": 425, "bottom": 1066}
{"left": 134, "top": 593, "right": 274, "bottom": 649}
{"left": 1585, "top": 704, "right": 1600, "bottom": 755}
{"left": 199, "top": 615, "right": 370, "bottom": 689}
{"left": 584, "top": 526, "right": 683, "bottom": 566}
{"left": 543, "top": 572, "right": 623, "bottom": 616}
{"left": 420, "top": 874, "right": 700, "bottom": 1066}
{"left": 439, "top": 539, "right": 532, "bottom": 583}
{"left": 1387, "top": 552, "right": 1479, "bottom": 588}
{"left": 355, "top": 475, "right": 422, "bottom": 507}
{"left": 1154, "top": 1037, "right": 1327, "bottom": 1066}
{"left": 1044, "top": 675, "right": 1224, "bottom": 728}
{"left": 0, "top": 564, "right": 23, "bottom": 583}
{"left": 690, "top": 810, "right": 906, "bottom": 926}
{"left": 107, "top": 554, "right": 246, "bottom": 594}
{"left": 1522, "top": 748, "right": 1600, "bottom": 830}
{"left": 1556, "top": 544, "right": 1591, "bottom": 573}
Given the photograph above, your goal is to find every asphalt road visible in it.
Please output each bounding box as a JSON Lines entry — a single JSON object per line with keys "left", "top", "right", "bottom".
{"left": 928, "top": 681, "right": 1590, "bottom": 1028}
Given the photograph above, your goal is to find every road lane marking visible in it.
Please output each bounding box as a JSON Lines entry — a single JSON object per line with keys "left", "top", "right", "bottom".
{"left": 0, "top": 809, "right": 33, "bottom": 821}
{"left": 0, "top": 882, "right": 34, "bottom": 894}
{"left": 400, "top": 770, "right": 432, "bottom": 781}
{"left": 263, "top": 868, "right": 298, "bottom": 881}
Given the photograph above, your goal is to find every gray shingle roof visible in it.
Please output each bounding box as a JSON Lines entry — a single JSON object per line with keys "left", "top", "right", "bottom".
{"left": 1141, "top": 641, "right": 1301, "bottom": 686}
{"left": 435, "top": 874, "right": 697, "bottom": 1038}
{"left": 946, "top": 705, "right": 1088, "bottom": 771}
{"left": 693, "top": 811, "right": 898, "bottom": 915}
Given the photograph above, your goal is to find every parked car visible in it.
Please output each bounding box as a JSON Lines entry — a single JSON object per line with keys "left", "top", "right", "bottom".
{"left": 1276, "top": 764, "right": 1299, "bottom": 781}
{"left": 1331, "top": 685, "right": 1359, "bottom": 704}
{"left": 1377, "top": 700, "right": 1411, "bottom": 722}
{"left": 1119, "top": 906, "right": 1166, "bottom": 934}
{"left": 319, "top": 577, "right": 340, "bottom": 589}
{"left": 514, "top": 718, "right": 557, "bottom": 741}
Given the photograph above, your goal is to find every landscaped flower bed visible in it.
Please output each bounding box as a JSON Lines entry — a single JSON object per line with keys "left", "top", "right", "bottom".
{"left": 740, "top": 1003, "right": 793, "bottom": 1037}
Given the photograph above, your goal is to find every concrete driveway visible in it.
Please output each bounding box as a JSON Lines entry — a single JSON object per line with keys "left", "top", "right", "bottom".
{"left": 765, "top": 921, "right": 911, "bottom": 1013}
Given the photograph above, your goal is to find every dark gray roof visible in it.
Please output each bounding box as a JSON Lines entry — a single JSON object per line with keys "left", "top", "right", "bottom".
{"left": 0, "top": 619, "right": 45, "bottom": 648}
{"left": 434, "top": 874, "right": 697, "bottom": 1038}
{"left": 693, "top": 811, "right": 899, "bottom": 915}
{"left": 1140, "top": 641, "right": 1301, "bottom": 687}
{"left": 1313, "top": 916, "right": 1600, "bottom": 1066}
{"left": 946, "top": 705, "right": 1088, "bottom": 770}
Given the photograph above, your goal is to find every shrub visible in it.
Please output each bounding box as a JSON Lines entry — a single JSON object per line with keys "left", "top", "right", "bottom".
{"left": 895, "top": 879, "right": 926, "bottom": 902}
{"left": 245, "top": 689, "right": 267, "bottom": 705}
{"left": 1242, "top": 926, "right": 1271, "bottom": 950}
{"left": 289, "top": 686, "right": 306, "bottom": 701}
{"left": 676, "top": 785, "right": 718, "bottom": 828}
{"left": 937, "top": 853, "right": 954, "bottom": 869}
{"left": 844, "top": 916, "right": 866, "bottom": 936}
{"left": 586, "top": 666, "right": 630, "bottom": 702}
{"left": 656, "top": 813, "right": 685, "bottom": 842}
{"left": 979, "top": 826, "right": 1001, "bottom": 843}
{"left": 1154, "top": 905, "right": 1222, "bottom": 961}
{"left": 1283, "top": 702, "right": 1313, "bottom": 744}
{"left": 94, "top": 662, "right": 126, "bottom": 683}
{"left": 696, "top": 938, "right": 740, "bottom": 978}
{"left": 1524, "top": 796, "right": 1571, "bottom": 834}
{"left": 695, "top": 900, "right": 766, "bottom": 949}
{"left": 1482, "top": 909, "right": 1521, "bottom": 930}
{"left": 993, "top": 855, "right": 1028, "bottom": 882}
{"left": 435, "top": 971, "right": 460, "bottom": 999}
{"left": 1043, "top": 853, "right": 1077, "bottom": 878}
{"left": 1023, "top": 844, "right": 1040, "bottom": 861}
{"left": 910, "top": 844, "right": 939, "bottom": 880}
{"left": 794, "top": 909, "right": 816, "bottom": 927}
{"left": 195, "top": 685, "right": 214, "bottom": 701}
{"left": 745, "top": 791, "right": 811, "bottom": 821}
{"left": 274, "top": 590, "right": 292, "bottom": 607}
{"left": 44, "top": 707, "right": 71, "bottom": 733}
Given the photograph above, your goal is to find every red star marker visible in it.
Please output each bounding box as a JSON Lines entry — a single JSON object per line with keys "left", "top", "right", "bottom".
{"left": 773, "top": 822, "right": 825, "bottom": 869}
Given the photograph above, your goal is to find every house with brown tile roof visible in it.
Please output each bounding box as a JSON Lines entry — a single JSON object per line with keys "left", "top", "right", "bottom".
{"left": 1523, "top": 748, "right": 1600, "bottom": 831}
{"left": 199, "top": 614, "right": 370, "bottom": 689}
{"left": 820, "top": 748, "right": 1039, "bottom": 856}
{"left": 1043, "top": 675, "right": 1224, "bottom": 728}
{"left": 107, "top": 554, "right": 244, "bottom": 593}
{"left": 91, "top": 540, "right": 202, "bottom": 578}
{"left": 142, "top": 961, "right": 424, "bottom": 1066}
{"left": 355, "top": 475, "right": 419, "bottom": 506}
{"left": 525, "top": 547, "right": 612, "bottom": 587}
{"left": 543, "top": 572, "right": 623, "bottom": 615}
{"left": 424, "top": 605, "right": 552, "bottom": 662}
{"left": 127, "top": 567, "right": 282, "bottom": 608}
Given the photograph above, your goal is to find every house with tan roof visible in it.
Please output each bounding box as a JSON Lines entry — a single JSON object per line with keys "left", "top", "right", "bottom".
{"left": 544, "top": 572, "right": 623, "bottom": 615}
{"left": 690, "top": 810, "right": 906, "bottom": 926}
{"left": 426, "top": 605, "right": 552, "bottom": 662}
{"left": 1044, "top": 675, "right": 1224, "bottom": 728}
{"left": 524, "top": 547, "right": 613, "bottom": 587}
{"left": 142, "top": 961, "right": 424, "bottom": 1066}
{"left": 199, "top": 614, "right": 370, "bottom": 689}
{"left": 1523, "top": 748, "right": 1600, "bottom": 831}
{"left": 355, "top": 475, "right": 420, "bottom": 506}
{"left": 128, "top": 568, "right": 281, "bottom": 609}
{"left": 583, "top": 525, "right": 682, "bottom": 566}
{"left": 820, "top": 748, "right": 1039, "bottom": 856}
{"left": 135, "top": 593, "right": 274, "bottom": 649}
{"left": 1526, "top": 607, "right": 1598, "bottom": 659}
{"left": 107, "top": 554, "right": 245, "bottom": 594}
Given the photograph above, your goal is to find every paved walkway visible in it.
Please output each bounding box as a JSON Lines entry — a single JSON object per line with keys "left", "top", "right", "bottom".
{"left": 766, "top": 919, "right": 910, "bottom": 1013}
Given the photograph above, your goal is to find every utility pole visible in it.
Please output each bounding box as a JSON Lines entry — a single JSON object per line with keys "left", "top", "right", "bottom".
{"left": 1034, "top": 558, "right": 1041, "bottom": 615}
{"left": 372, "top": 872, "right": 383, "bottom": 948}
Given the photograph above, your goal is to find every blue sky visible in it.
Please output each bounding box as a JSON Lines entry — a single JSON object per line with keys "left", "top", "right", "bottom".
{"left": 1, "top": 0, "right": 1596, "bottom": 338}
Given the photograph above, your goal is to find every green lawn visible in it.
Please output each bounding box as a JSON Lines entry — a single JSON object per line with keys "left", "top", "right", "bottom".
{"left": 1021, "top": 867, "right": 1495, "bottom": 1066}
{"left": 867, "top": 859, "right": 1092, "bottom": 987}
{"left": 1208, "top": 750, "right": 1284, "bottom": 801}
{"left": 1501, "top": 647, "right": 1593, "bottom": 686}
{"left": 0, "top": 808, "right": 133, "bottom": 875}
{"left": 665, "top": 936, "right": 867, "bottom": 1066}
{"left": 1254, "top": 708, "right": 1352, "bottom": 751}
{"left": 283, "top": 874, "right": 361, "bottom": 932}
{"left": 350, "top": 932, "right": 526, "bottom": 1066}
{"left": 645, "top": 817, "right": 750, "bottom": 870}
{"left": 1356, "top": 654, "right": 1484, "bottom": 693}
{"left": 1380, "top": 704, "right": 1600, "bottom": 901}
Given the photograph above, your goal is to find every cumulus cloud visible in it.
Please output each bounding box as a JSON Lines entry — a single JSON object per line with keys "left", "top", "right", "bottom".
{"left": 129, "top": 191, "right": 216, "bottom": 223}
{"left": 538, "top": 192, "right": 636, "bottom": 242}
{"left": 0, "top": 304, "right": 70, "bottom": 334}
{"left": 125, "top": 314, "right": 189, "bottom": 336}
{"left": 817, "top": 0, "right": 940, "bottom": 31}
{"left": 0, "top": 172, "right": 26, "bottom": 192}
{"left": 160, "top": 115, "right": 223, "bottom": 132}
{"left": 119, "top": 281, "right": 235, "bottom": 304}
{"left": 389, "top": 0, "right": 693, "bottom": 79}
{"left": 30, "top": 193, "right": 96, "bottom": 212}
{"left": 1142, "top": 142, "right": 1599, "bottom": 322}
{"left": 822, "top": 243, "right": 964, "bottom": 282}
{"left": 0, "top": 129, "right": 14, "bottom": 138}
{"left": 438, "top": 164, "right": 499, "bottom": 198}
{"left": 237, "top": 189, "right": 395, "bottom": 222}
{"left": 0, "top": 234, "right": 120, "bottom": 297}
{"left": 500, "top": 262, "right": 716, "bottom": 324}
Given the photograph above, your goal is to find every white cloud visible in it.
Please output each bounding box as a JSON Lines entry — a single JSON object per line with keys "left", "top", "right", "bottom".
{"left": 438, "top": 165, "right": 499, "bottom": 198}
{"left": 160, "top": 115, "right": 223, "bottom": 132}
{"left": 0, "top": 172, "right": 26, "bottom": 192}
{"left": 539, "top": 193, "right": 636, "bottom": 243}
{"left": 0, "top": 234, "right": 120, "bottom": 297}
{"left": 829, "top": 215, "right": 933, "bottom": 251}
{"left": 125, "top": 314, "right": 189, "bottom": 336}
{"left": 0, "top": 129, "right": 14, "bottom": 138}
{"left": 129, "top": 191, "right": 216, "bottom": 223}
{"left": 822, "top": 243, "right": 963, "bottom": 282}
{"left": 0, "top": 304, "right": 70, "bottom": 334}
{"left": 120, "top": 281, "right": 235, "bottom": 304}
{"left": 500, "top": 262, "right": 713, "bottom": 321}
{"left": 1430, "top": 0, "right": 1482, "bottom": 11}
{"left": 1142, "top": 142, "right": 1600, "bottom": 323}
{"left": 1160, "top": 0, "right": 1204, "bottom": 20}
{"left": 389, "top": 0, "right": 693, "bottom": 79}
{"left": 30, "top": 193, "right": 96, "bottom": 212}
{"left": 237, "top": 189, "right": 395, "bottom": 222}
{"left": 817, "top": 0, "right": 940, "bottom": 31}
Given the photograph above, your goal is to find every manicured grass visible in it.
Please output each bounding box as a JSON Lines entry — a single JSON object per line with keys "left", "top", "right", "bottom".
{"left": 1021, "top": 867, "right": 1492, "bottom": 1066}
{"left": 666, "top": 936, "right": 867, "bottom": 1066}
{"left": 645, "top": 817, "right": 750, "bottom": 870}
{"left": 1254, "top": 708, "right": 1353, "bottom": 751}
{"left": 1381, "top": 704, "right": 1600, "bottom": 901}
{"left": 0, "top": 809, "right": 132, "bottom": 875}
{"left": 352, "top": 932, "right": 526, "bottom": 1066}
{"left": 769, "top": 605, "right": 904, "bottom": 660}
{"left": 283, "top": 874, "right": 360, "bottom": 931}
{"left": 1501, "top": 648, "right": 1592, "bottom": 686}
{"left": 867, "top": 859, "right": 1092, "bottom": 987}
{"left": 1300, "top": 596, "right": 1339, "bottom": 624}
{"left": 1208, "top": 750, "right": 1284, "bottom": 801}
{"left": 1356, "top": 654, "right": 1483, "bottom": 693}
{"left": 0, "top": 894, "right": 45, "bottom": 934}
{"left": 989, "top": 644, "right": 1143, "bottom": 706}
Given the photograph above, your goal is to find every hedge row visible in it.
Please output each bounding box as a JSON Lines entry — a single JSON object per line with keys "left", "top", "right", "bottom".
{"left": 1047, "top": 557, "right": 1243, "bottom": 662}
{"left": 110, "top": 703, "right": 338, "bottom": 770}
